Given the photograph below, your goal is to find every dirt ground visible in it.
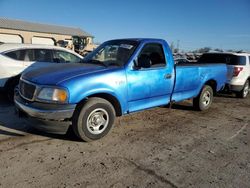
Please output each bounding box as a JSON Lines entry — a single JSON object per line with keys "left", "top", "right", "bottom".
{"left": 0, "top": 92, "right": 249, "bottom": 188}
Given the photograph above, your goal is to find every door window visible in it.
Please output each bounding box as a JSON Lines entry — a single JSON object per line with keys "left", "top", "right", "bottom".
{"left": 34, "top": 49, "right": 53, "bottom": 62}
{"left": 138, "top": 43, "right": 166, "bottom": 68}
{"left": 54, "top": 50, "right": 81, "bottom": 63}
{"left": 23, "top": 49, "right": 35, "bottom": 61}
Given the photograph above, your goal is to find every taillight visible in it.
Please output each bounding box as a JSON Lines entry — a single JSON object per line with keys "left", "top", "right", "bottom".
{"left": 233, "top": 67, "right": 243, "bottom": 77}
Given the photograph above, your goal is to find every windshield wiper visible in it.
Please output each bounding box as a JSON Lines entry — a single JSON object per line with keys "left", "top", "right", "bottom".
{"left": 83, "top": 59, "right": 108, "bottom": 67}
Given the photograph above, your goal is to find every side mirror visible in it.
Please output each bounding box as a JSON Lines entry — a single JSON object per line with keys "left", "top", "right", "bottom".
{"left": 137, "top": 54, "right": 151, "bottom": 68}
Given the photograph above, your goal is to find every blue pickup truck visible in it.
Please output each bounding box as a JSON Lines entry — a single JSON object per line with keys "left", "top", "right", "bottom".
{"left": 15, "top": 39, "right": 227, "bottom": 141}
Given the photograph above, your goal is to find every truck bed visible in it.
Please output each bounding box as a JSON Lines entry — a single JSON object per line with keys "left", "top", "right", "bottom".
{"left": 172, "top": 63, "right": 227, "bottom": 102}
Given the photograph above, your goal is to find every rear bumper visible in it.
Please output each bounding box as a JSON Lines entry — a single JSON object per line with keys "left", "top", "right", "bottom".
{"left": 226, "top": 84, "right": 244, "bottom": 92}
{"left": 14, "top": 94, "right": 76, "bottom": 134}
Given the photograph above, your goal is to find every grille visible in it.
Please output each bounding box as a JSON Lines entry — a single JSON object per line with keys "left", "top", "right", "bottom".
{"left": 19, "top": 80, "right": 36, "bottom": 100}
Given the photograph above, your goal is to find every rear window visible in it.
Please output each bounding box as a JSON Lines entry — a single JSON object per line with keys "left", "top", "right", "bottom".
{"left": 198, "top": 54, "right": 246, "bottom": 65}
{"left": 4, "top": 50, "right": 26, "bottom": 61}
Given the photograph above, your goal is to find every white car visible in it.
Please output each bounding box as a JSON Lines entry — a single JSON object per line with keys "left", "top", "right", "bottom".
{"left": 198, "top": 52, "right": 250, "bottom": 98}
{"left": 0, "top": 43, "right": 83, "bottom": 99}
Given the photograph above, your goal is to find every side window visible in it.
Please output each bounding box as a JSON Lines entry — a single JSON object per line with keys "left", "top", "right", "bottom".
{"left": 24, "top": 49, "right": 35, "bottom": 61}
{"left": 34, "top": 49, "right": 53, "bottom": 62}
{"left": 138, "top": 43, "right": 166, "bottom": 68}
{"left": 4, "top": 50, "right": 25, "bottom": 61}
{"left": 54, "top": 50, "right": 81, "bottom": 63}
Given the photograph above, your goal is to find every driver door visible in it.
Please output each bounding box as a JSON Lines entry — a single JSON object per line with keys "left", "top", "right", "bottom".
{"left": 126, "top": 42, "right": 174, "bottom": 112}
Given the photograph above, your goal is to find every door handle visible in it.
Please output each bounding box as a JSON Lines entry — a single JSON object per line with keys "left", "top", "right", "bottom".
{"left": 164, "top": 74, "right": 172, "bottom": 79}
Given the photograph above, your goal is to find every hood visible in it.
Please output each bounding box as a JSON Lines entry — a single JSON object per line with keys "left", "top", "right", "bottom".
{"left": 22, "top": 63, "right": 108, "bottom": 85}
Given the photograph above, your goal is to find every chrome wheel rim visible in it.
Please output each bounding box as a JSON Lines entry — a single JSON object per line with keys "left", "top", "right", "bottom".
{"left": 243, "top": 82, "right": 249, "bottom": 97}
{"left": 87, "top": 108, "right": 109, "bottom": 135}
{"left": 202, "top": 91, "right": 211, "bottom": 106}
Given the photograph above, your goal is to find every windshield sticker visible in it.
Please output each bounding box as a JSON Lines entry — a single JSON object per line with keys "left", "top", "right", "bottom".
{"left": 120, "top": 44, "right": 134, "bottom": 49}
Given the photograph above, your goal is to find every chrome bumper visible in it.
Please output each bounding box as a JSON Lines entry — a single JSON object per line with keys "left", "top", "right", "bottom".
{"left": 14, "top": 94, "right": 76, "bottom": 121}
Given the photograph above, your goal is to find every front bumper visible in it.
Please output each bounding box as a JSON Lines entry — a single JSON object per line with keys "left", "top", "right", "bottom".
{"left": 15, "top": 94, "right": 76, "bottom": 121}
{"left": 14, "top": 94, "right": 77, "bottom": 134}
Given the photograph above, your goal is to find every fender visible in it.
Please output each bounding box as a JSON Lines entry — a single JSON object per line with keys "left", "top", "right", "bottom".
{"left": 73, "top": 87, "right": 127, "bottom": 115}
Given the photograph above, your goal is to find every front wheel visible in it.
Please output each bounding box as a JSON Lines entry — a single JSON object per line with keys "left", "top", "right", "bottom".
{"left": 193, "top": 85, "right": 213, "bottom": 111}
{"left": 72, "top": 97, "right": 116, "bottom": 142}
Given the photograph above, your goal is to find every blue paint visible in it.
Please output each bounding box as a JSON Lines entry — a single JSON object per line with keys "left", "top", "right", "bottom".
{"left": 21, "top": 38, "right": 227, "bottom": 116}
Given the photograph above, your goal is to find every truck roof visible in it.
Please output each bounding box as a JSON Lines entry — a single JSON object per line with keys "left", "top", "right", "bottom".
{"left": 108, "top": 38, "right": 166, "bottom": 43}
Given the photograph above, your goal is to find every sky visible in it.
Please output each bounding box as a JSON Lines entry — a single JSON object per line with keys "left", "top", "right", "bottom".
{"left": 0, "top": 0, "right": 249, "bottom": 51}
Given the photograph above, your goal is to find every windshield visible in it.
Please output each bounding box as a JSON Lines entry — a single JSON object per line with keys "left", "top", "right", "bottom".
{"left": 198, "top": 53, "right": 246, "bottom": 65}
{"left": 83, "top": 40, "right": 139, "bottom": 67}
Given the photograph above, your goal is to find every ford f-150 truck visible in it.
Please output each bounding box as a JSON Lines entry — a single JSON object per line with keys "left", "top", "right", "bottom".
{"left": 15, "top": 39, "right": 227, "bottom": 141}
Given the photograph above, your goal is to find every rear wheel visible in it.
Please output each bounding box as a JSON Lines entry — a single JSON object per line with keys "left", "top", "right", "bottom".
{"left": 193, "top": 85, "right": 213, "bottom": 111}
{"left": 236, "top": 80, "right": 249, "bottom": 98}
{"left": 72, "top": 97, "right": 115, "bottom": 142}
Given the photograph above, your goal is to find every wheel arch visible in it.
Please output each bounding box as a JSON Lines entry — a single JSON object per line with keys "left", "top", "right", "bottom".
{"left": 4, "top": 74, "right": 21, "bottom": 89}
{"left": 204, "top": 79, "right": 217, "bottom": 94}
{"left": 76, "top": 93, "right": 123, "bottom": 117}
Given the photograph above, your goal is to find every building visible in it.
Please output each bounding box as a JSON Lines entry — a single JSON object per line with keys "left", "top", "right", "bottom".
{"left": 0, "top": 17, "right": 96, "bottom": 55}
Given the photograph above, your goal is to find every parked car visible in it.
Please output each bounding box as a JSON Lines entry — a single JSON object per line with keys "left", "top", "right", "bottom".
{"left": 198, "top": 52, "right": 250, "bottom": 98}
{"left": 0, "top": 43, "right": 83, "bottom": 99}
{"left": 174, "top": 58, "right": 190, "bottom": 64}
{"left": 15, "top": 38, "right": 227, "bottom": 141}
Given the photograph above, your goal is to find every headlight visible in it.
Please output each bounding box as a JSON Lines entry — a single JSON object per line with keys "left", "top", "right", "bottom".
{"left": 37, "top": 87, "right": 68, "bottom": 103}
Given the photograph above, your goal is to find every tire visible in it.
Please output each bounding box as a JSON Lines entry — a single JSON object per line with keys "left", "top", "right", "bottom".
{"left": 5, "top": 77, "right": 19, "bottom": 101}
{"left": 236, "top": 80, "right": 249, "bottom": 98}
{"left": 72, "top": 97, "right": 116, "bottom": 142}
{"left": 193, "top": 85, "right": 213, "bottom": 111}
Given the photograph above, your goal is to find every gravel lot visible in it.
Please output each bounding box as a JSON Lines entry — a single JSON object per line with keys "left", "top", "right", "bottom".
{"left": 0, "top": 92, "right": 249, "bottom": 188}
